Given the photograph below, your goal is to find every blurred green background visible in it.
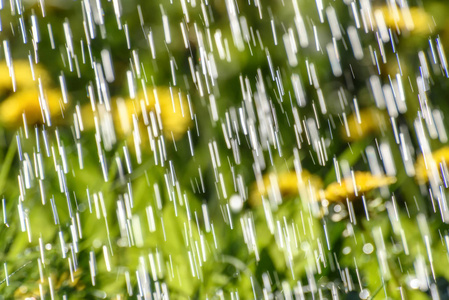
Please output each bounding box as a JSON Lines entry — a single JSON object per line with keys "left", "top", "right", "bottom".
{"left": 1, "top": 0, "right": 449, "bottom": 299}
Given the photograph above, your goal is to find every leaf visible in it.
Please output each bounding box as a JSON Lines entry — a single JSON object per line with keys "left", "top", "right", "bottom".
{"left": 324, "top": 138, "right": 371, "bottom": 185}
{"left": 0, "top": 138, "right": 17, "bottom": 195}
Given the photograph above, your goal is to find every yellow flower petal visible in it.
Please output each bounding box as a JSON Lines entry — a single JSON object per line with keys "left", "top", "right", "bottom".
{"left": 0, "top": 60, "right": 51, "bottom": 92}
{"left": 113, "top": 87, "right": 192, "bottom": 139}
{"left": 324, "top": 171, "right": 396, "bottom": 202}
{"left": 141, "top": 87, "right": 192, "bottom": 139}
{"left": 342, "top": 108, "right": 386, "bottom": 142}
{"left": 0, "top": 89, "right": 61, "bottom": 127}
{"left": 376, "top": 5, "right": 433, "bottom": 35}
{"left": 250, "top": 170, "right": 323, "bottom": 206}
{"left": 81, "top": 87, "right": 192, "bottom": 156}
{"left": 415, "top": 146, "right": 449, "bottom": 183}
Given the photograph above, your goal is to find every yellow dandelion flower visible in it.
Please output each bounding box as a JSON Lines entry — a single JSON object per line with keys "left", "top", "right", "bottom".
{"left": 324, "top": 171, "right": 396, "bottom": 202}
{"left": 0, "top": 60, "right": 62, "bottom": 128}
{"left": 376, "top": 5, "right": 433, "bottom": 35}
{"left": 250, "top": 170, "right": 323, "bottom": 206}
{"left": 342, "top": 108, "right": 386, "bottom": 142}
{"left": 82, "top": 86, "right": 192, "bottom": 141}
{"left": 130, "top": 87, "right": 191, "bottom": 140}
{"left": 0, "top": 88, "right": 62, "bottom": 128}
{"left": 415, "top": 146, "right": 449, "bottom": 183}
{"left": 0, "top": 60, "right": 51, "bottom": 92}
